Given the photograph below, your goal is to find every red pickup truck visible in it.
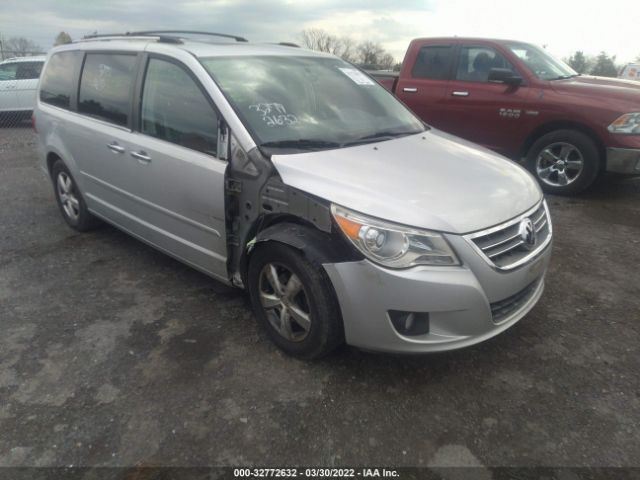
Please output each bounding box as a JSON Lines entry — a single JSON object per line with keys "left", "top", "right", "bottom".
{"left": 373, "top": 38, "right": 640, "bottom": 194}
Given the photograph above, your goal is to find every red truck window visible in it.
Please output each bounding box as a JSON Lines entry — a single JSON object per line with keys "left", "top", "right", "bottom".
{"left": 455, "top": 46, "right": 516, "bottom": 83}
{"left": 411, "top": 45, "right": 453, "bottom": 80}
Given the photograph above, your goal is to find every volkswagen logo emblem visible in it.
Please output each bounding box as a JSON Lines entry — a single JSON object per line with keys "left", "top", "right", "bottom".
{"left": 518, "top": 218, "right": 537, "bottom": 250}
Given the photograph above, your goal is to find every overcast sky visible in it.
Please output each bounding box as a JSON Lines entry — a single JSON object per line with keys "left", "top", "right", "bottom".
{"left": 1, "top": 0, "right": 638, "bottom": 63}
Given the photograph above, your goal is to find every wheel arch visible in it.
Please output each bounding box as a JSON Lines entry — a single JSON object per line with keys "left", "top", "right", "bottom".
{"left": 46, "top": 151, "right": 62, "bottom": 176}
{"left": 240, "top": 217, "right": 361, "bottom": 287}
{"left": 522, "top": 121, "right": 606, "bottom": 170}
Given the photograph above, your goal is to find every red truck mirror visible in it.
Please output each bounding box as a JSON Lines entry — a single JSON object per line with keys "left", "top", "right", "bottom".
{"left": 488, "top": 68, "right": 523, "bottom": 86}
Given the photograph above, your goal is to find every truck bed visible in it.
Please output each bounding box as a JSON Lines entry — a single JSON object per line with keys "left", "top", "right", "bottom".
{"left": 367, "top": 70, "right": 399, "bottom": 92}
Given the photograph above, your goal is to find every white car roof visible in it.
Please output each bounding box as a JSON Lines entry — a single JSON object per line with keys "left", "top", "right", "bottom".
{"left": 0, "top": 55, "right": 46, "bottom": 64}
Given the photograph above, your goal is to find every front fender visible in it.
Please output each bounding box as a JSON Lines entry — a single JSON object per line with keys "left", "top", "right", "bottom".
{"left": 255, "top": 222, "right": 362, "bottom": 265}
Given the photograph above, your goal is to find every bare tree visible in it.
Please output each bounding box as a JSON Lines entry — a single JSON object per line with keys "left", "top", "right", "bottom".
{"left": 340, "top": 37, "right": 357, "bottom": 63}
{"left": 0, "top": 35, "right": 43, "bottom": 57}
{"left": 54, "top": 31, "right": 73, "bottom": 46}
{"left": 300, "top": 29, "right": 361, "bottom": 63}
{"left": 299, "top": 29, "right": 395, "bottom": 68}
{"left": 378, "top": 53, "right": 396, "bottom": 70}
{"left": 357, "top": 41, "right": 385, "bottom": 66}
{"left": 300, "top": 29, "right": 338, "bottom": 53}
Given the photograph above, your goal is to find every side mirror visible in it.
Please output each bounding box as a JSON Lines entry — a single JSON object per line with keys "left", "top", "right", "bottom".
{"left": 488, "top": 68, "right": 523, "bottom": 86}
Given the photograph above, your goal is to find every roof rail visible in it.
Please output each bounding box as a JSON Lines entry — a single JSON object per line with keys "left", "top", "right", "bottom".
{"left": 81, "top": 33, "right": 182, "bottom": 44}
{"left": 277, "top": 42, "right": 300, "bottom": 48}
{"left": 131, "top": 30, "right": 248, "bottom": 42}
{"left": 81, "top": 30, "right": 248, "bottom": 44}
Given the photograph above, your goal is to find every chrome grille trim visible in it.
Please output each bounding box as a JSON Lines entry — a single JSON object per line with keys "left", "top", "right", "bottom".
{"left": 464, "top": 200, "right": 552, "bottom": 271}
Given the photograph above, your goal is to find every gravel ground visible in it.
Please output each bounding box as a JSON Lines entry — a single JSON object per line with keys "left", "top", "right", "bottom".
{"left": 1, "top": 126, "right": 639, "bottom": 469}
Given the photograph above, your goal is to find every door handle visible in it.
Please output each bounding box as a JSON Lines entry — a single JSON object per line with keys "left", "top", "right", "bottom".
{"left": 452, "top": 91, "right": 470, "bottom": 97}
{"left": 107, "top": 142, "right": 125, "bottom": 154}
{"left": 130, "top": 150, "right": 152, "bottom": 164}
{"left": 403, "top": 87, "right": 418, "bottom": 93}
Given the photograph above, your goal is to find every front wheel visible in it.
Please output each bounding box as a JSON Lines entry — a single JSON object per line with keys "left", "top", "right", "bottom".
{"left": 247, "top": 242, "right": 344, "bottom": 359}
{"left": 525, "top": 130, "right": 601, "bottom": 195}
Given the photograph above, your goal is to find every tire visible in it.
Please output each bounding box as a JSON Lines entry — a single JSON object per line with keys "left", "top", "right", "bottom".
{"left": 51, "top": 159, "right": 99, "bottom": 232}
{"left": 525, "top": 129, "right": 601, "bottom": 195}
{"left": 247, "top": 242, "right": 344, "bottom": 359}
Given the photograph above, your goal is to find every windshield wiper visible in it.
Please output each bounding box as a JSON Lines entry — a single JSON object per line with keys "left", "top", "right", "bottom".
{"left": 341, "top": 130, "right": 420, "bottom": 147}
{"left": 259, "top": 139, "right": 341, "bottom": 151}
{"left": 549, "top": 73, "right": 580, "bottom": 80}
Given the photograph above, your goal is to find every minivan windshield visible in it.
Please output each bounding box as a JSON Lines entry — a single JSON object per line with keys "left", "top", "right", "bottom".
{"left": 507, "top": 43, "right": 578, "bottom": 81}
{"left": 201, "top": 55, "right": 425, "bottom": 153}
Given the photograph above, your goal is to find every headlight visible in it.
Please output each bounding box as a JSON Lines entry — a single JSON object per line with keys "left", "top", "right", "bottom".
{"left": 331, "top": 204, "right": 459, "bottom": 268}
{"left": 608, "top": 113, "right": 640, "bottom": 134}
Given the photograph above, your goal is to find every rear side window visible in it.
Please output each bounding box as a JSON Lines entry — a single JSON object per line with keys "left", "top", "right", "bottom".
{"left": 79, "top": 53, "right": 136, "bottom": 127}
{"left": 0, "top": 63, "right": 17, "bottom": 81}
{"left": 16, "top": 62, "right": 43, "bottom": 80}
{"left": 411, "top": 45, "right": 453, "bottom": 80}
{"left": 140, "top": 58, "right": 218, "bottom": 155}
{"left": 40, "top": 52, "right": 82, "bottom": 109}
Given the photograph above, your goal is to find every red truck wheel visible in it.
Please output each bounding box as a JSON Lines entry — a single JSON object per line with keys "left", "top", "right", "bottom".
{"left": 525, "top": 130, "right": 600, "bottom": 195}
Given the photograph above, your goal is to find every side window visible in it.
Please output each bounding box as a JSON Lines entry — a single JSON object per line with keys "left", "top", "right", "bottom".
{"left": 456, "top": 46, "right": 516, "bottom": 83}
{"left": 0, "top": 63, "right": 17, "bottom": 81}
{"left": 16, "top": 62, "right": 44, "bottom": 80}
{"left": 141, "top": 58, "right": 218, "bottom": 155}
{"left": 78, "top": 53, "right": 136, "bottom": 127}
{"left": 411, "top": 45, "right": 453, "bottom": 80}
{"left": 40, "top": 51, "right": 82, "bottom": 109}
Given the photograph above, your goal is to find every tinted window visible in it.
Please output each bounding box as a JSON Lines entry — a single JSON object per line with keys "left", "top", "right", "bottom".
{"left": 16, "top": 62, "right": 43, "bottom": 80}
{"left": 456, "top": 46, "right": 516, "bottom": 83}
{"left": 411, "top": 46, "right": 453, "bottom": 80}
{"left": 40, "top": 51, "right": 82, "bottom": 109}
{"left": 141, "top": 58, "right": 218, "bottom": 155}
{"left": 79, "top": 54, "right": 136, "bottom": 126}
{"left": 0, "top": 63, "right": 17, "bottom": 81}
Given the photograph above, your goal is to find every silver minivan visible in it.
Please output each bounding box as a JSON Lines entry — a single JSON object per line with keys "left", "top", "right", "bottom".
{"left": 34, "top": 32, "right": 552, "bottom": 358}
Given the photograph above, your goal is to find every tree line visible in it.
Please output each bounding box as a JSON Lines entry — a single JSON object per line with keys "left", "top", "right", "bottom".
{"left": 299, "top": 29, "right": 400, "bottom": 70}
{"left": 565, "top": 50, "right": 639, "bottom": 77}
{"left": 0, "top": 32, "right": 71, "bottom": 59}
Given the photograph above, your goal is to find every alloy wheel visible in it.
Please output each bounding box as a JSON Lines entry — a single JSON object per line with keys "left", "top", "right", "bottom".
{"left": 535, "top": 142, "right": 584, "bottom": 187}
{"left": 57, "top": 172, "right": 80, "bottom": 221}
{"left": 258, "top": 263, "right": 312, "bottom": 342}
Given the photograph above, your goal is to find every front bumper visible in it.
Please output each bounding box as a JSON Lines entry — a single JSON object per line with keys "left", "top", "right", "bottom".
{"left": 606, "top": 147, "right": 640, "bottom": 174}
{"left": 323, "top": 237, "right": 551, "bottom": 354}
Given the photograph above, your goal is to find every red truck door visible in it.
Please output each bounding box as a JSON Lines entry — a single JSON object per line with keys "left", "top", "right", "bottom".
{"left": 441, "top": 44, "right": 532, "bottom": 157}
{"left": 395, "top": 42, "right": 455, "bottom": 126}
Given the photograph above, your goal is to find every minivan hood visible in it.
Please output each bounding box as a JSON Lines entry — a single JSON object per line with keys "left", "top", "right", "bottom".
{"left": 271, "top": 129, "right": 541, "bottom": 234}
{"left": 550, "top": 75, "right": 640, "bottom": 103}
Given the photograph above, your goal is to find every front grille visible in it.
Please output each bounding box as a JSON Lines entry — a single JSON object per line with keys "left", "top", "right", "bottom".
{"left": 466, "top": 201, "right": 551, "bottom": 270}
{"left": 490, "top": 279, "right": 541, "bottom": 323}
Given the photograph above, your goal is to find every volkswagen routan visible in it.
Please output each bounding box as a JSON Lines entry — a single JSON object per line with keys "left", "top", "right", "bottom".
{"left": 34, "top": 31, "right": 552, "bottom": 359}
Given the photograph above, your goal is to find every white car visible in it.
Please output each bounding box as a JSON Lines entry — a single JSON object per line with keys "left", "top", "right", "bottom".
{"left": 0, "top": 55, "right": 46, "bottom": 117}
{"left": 619, "top": 63, "right": 640, "bottom": 82}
